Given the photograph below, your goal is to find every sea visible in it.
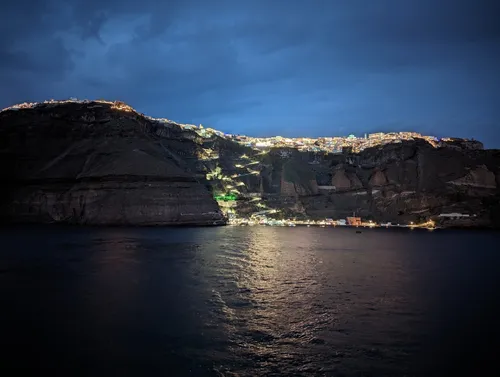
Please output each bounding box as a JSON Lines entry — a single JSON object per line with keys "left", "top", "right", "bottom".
{"left": 1, "top": 225, "right": 499, "bottom": 377}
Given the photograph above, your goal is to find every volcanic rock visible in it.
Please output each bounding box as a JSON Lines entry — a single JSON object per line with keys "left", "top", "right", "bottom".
{"left": 0, "top": 101, "right": 225, "bottom": 226}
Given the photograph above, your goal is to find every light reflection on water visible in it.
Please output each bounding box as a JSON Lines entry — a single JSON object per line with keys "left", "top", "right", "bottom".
{"left": 1, "top": 226, "right": 499, "bottom": 377}
{"left": 194, "top": 227, "right": 427, "bottom": 376}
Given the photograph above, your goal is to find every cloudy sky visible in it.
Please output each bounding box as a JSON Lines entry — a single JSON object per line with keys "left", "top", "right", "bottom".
{"left": 2, "top": 0, "right": 499, "bottom": 146}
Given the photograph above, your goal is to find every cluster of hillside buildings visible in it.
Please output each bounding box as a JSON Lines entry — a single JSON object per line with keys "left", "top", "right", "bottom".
{"left": 1, "top": 99, "right": 135, "bottom": 113}
{"left": 226, "top": 132, "right": 440, "bottom": 153}
{"left": 177, "top": 124, "right": 476, "bottom": 153}
{"left": 2, "top": 99, "right": 481, "bottom": 153}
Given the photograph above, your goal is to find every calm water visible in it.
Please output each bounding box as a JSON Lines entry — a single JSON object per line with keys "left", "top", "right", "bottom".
{"left": 1, "top": 226, "right": 499, "bottom": 377}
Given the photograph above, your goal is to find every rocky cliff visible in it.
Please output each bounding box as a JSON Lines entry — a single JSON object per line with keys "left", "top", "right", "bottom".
{"left": 0, "top": 101, "right": 225, "bottom": 226}
{"left": 1, "top": 100, "right": 499, "bottom": 228}
{"left": 264, "top": 142, "right": 500, "bottom": 228}
{"left": 196, "top": 135, "right": 500, "bottom": 228}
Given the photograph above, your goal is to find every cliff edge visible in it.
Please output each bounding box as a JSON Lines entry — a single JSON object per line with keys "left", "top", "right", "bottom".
{"left": 0, "top": 101, "right": 225, "bottom": 226}
{"left": 277, "top": 141, "right": 500, "bottom": 228}
{"left": 196, "top": 136, "right": 500, "bottom": 228}
{"left": 1, "top": 99, "right": 498, "bottom": 228}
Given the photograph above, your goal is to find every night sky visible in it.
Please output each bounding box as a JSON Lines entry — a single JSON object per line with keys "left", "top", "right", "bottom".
{"left": 2, "top": 0, "right": 499, "bottom": 146}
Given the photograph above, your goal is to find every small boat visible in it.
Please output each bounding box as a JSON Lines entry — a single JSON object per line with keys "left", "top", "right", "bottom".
{"left": 356, "top": 230, "right": 362, "bottom": 234}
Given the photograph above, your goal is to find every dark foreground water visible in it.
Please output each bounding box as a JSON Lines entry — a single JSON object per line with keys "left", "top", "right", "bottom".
{"left": 1, "top": 226, "right": 499, "bottom": 377}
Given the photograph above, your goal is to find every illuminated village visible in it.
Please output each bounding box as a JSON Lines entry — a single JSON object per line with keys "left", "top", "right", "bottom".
{"left": 210, "top": 154, "right": 440, "bottom": 230}
{"left": 1, "top": 99, "right": 470, "bottom": 154}
{"left": 1, "top": 99, "right": 479, "bottom": 230}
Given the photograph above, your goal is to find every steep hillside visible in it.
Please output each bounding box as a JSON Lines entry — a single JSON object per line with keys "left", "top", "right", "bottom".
{"left": 203, "top": 138, "right": 500, "bottom": 228}
{"left": 1, "top": 100, "right": 499, "bottom": 228}
{"left": 270, "top": 142, "right": 500, "bottom": 227}
{"left": 0, "top": 101, "right": 225, "bottom": 225}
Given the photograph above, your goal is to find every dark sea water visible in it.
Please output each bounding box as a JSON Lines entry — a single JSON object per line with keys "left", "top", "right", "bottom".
{"left": 1, "top": 226, "right": 499, "bottom": 377}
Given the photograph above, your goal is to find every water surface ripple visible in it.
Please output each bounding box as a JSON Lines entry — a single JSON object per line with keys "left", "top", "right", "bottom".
{"left": 1, "top": 226, "right": 499, "bottom": 376}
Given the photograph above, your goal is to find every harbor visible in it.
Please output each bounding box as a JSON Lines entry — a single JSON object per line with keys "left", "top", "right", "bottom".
{"left": 228, "top": 216, "right": 438, "bottom": 230}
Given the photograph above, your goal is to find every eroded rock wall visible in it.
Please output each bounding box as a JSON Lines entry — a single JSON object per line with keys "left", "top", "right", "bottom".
{"left": 0, "top": 102, "right": 225, "bottom": 226}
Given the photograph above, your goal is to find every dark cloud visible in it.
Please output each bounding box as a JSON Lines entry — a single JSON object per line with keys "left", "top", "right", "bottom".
{"left": 1, "top": 0, "right": 499, "bottom": 146}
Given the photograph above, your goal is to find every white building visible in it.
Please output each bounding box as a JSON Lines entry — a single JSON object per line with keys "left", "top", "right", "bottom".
{"left": 438, "top": 213, "right": 471, "bottom": 220}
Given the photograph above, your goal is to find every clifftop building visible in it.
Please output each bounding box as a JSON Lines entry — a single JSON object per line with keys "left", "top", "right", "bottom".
{"left": 1, "top": 99, "right": 482, "bottom": 154}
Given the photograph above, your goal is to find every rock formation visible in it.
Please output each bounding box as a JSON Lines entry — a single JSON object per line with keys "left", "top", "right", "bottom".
{"left": 331, "top": 167, "right": 351, "bottom": 190}
{"left": 298, "top": 141, "right": 500, "bottom": 227}
{"left": 448, "top": 165, "right": 497, "bottom": 189}
{"left": 0, "top": 101, "right": 225, "bottom": 226}
{"left": 369, "top": 169, "right": 388, "bottom": 187}
{"left": 204, "top": 137, "right": 500, "bottom": 228}
{"left": 1, "top": 100, "right": 499, "bottom": 228}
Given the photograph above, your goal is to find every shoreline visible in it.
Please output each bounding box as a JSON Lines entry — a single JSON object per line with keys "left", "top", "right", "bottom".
{"left": 0, "top": 222, "right": 498, "bottom": 231}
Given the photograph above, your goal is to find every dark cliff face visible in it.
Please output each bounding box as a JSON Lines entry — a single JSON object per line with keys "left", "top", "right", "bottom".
{"left": 277, "top": 141, "right": 500, "bottom": 227}
{"left": 1, "top": 101, "right": 498, "bottom": 228}
{"left": 198, "top": 136, "right": 500, "bottom": 228}
{"left": 0, "top": 102, "right": 225, "bottom": 226}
